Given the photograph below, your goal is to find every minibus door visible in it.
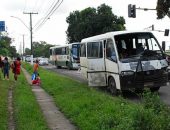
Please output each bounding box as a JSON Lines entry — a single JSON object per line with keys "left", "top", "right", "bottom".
{"left": 87, "top": 41, "right": 106, "bottom": 86}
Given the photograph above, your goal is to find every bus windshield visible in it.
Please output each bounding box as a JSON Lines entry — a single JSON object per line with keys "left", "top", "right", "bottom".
{"left": 72, "top": 44, "right": 80, "bottom": 60}
{"left": 115, "top": 32, "right": 163, "bottom": 60}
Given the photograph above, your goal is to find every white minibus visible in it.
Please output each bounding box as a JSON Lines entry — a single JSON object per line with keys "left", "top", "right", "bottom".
{"left": 49, "top": 42, "right": 80, "bottom": 69}
{"left": 80, "top": 31, "right": 169, "bottom": 94}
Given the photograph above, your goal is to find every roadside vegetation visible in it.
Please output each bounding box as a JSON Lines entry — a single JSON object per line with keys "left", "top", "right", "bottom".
{"left": 13, "top": 71, "right": 49, "bottom": 130}
{"left": 24, "top": 62, "right": 170, "bottom": 130}
{"left": 0, "top": 70, "right": 49, "bottom": 130}
{"left": 0, "top": 77, "right": 9, "bottom": 130}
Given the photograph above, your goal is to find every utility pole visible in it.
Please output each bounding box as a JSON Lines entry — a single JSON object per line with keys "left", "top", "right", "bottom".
{"left": 23, "top": 34, "right": 25, "bottom": 55}
{"left": 19, "top": 42, "right": 22, "bottom": 55}
{"left": 23, "top": 12, "right": 38, "bottom": 64}
{"left": 23, "top": 12, "right": 38, "bottom": 55}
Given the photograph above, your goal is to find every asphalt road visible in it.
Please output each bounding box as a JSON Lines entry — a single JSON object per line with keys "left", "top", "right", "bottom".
{"left": 41, "top": 64, "right": 170, "bottom": 106}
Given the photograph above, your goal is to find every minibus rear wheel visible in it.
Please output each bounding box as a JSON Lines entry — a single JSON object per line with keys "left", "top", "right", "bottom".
{"left": 66, "top": 62, "right": 72, "bottom": 70}
{"left": 108, "top": 77, "right": 117, "bottom": 95}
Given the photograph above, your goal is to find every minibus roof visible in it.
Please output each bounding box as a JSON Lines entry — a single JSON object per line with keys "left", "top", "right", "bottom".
{"left": 81, "top": 30, "right": 152, "bottom": 43}
{"left": 50, "top": 42, "right": 80, "bottom": 49}
{"left": 49, "top": 45, "right": 67, "bottom": 49}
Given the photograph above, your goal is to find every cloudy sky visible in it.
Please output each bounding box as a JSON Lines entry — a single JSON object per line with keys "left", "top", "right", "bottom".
{"left": 0, "top": 0, "right": 170, "bottom": 52}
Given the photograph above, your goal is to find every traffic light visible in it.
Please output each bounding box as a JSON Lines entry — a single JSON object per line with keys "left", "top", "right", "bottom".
{"left": 128, "top": 4, "right": 136, "bottom": 18}
{"left": 151, "top": 25, "right": 154, "bottom": 31}
{"left": 164, "top": 29, "right": 169, "bottom": 36}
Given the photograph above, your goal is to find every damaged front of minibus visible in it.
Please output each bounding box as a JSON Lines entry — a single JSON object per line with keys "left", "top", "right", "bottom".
{"left": 115, "top": 32, "right": 169, "bottom": 92}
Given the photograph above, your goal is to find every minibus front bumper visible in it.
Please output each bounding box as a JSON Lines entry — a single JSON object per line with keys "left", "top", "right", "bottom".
{"left": 120, "top": 69, "right": 168, "bottom": 90}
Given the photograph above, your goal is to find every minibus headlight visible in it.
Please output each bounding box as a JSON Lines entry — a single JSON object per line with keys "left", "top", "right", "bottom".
{"left": 121, "top": 71, "right": 134, "bottom": 76}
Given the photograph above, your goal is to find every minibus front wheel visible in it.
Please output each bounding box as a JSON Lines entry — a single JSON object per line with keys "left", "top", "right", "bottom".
{"left": 108, "top": 77, "right": 117, "bottom": 95}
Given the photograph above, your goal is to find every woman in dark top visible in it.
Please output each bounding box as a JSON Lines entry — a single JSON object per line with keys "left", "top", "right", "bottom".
{"left": 0, "top": 56, "right": 4, "bottom": 78}
{"left": 3, "top": 57, "right": 10, "bottom": 80}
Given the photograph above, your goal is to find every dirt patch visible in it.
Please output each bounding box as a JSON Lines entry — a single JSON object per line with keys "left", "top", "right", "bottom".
{"left": 8, "top": 84, "right": 15, "bottom": 130}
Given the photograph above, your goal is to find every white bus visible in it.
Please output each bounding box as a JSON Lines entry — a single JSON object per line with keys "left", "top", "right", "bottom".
{"left": 80, "top": 31, "right": 169, "bottom": 94}
{"left": 49, "top": 43, "right": 80, "bottom": 69}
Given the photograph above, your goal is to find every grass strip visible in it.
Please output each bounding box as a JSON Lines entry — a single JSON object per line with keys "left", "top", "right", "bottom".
{"left": 24, "top": 63, "right": 170, "bottom": 130}
{"left": 13, "top": 70, "right": 49, "bottom": 130}
{"left": 0, "top": 75, "right": 10, "bottom": 130}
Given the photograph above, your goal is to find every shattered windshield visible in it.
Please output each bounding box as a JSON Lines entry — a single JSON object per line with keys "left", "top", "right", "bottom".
{"left": 114, "top": 32, "right": 163, "bottom": 61}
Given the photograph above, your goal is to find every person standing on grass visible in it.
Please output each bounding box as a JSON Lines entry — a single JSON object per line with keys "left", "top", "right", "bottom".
{"left": 33, "top": 59, "right": 39, "bottom": 77}
{"left": 0, "top": 56, "right": 4, "bottom": 79}
{"left": 12, "top": 57, "right": 21, "bottom": 81}
{"left": 3, "top": 57, "right": 10, "bottom": 80}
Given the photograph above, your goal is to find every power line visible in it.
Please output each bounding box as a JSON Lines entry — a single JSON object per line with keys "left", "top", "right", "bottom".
{"left": 36, "top": 0, "right": 53, "bottom": 14}
{"left": 33, "top": 0, "right": 59, "bottom": 29}
{"left": 34, "top": 0, "right": 63, "bottom": 31}
{"left": 43, "top": 0, "right": 59, "bottom": 16}
{"left": 34, "top": 0, "right": 61, "bottom": 31}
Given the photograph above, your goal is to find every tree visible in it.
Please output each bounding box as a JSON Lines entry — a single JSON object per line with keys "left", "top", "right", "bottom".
{"left": 156, "top": 0, "right": 170, "bottom": 19}
{"left": 0, "top": 34, "right": 18, "bottom": 57}
{"left": 25, "top": 48, "right": 31, "bottom": 55}
{"left": 32, "top": 41, "right": 53, "bottom": 58}
{"left": 9, "top": 46, "right": 18, "bottom": 58}
{"left": 66, "top": 4, "right": 126, "bottom": 43}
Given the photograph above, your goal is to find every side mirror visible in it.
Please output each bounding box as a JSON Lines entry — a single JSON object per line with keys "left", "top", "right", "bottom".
{"left": 162, "top": 41, "right": 166, "bottom": 51}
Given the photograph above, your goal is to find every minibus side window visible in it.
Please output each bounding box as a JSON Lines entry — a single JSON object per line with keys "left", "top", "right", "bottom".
{"left": 87, "top": 42, "right": 101, "bottom": 58}
{"left": 61, "top": 47, "right": 66, "bottom": 55}
{"left": 106, "top": 39, "right": 117, "bottom": 62}
{"left": 66, "top": 47, "right": 69, "bottom": 55}
{"left": 49, "top": 49, "right": 52, "bottom": 55}
{"left": 55, "top": 48, "right": 62, "bottom": 54}
{"left": 99, "top": 41, "right": 103, "bottom": 58}
{"left": 80, "top": 43, "right": 86, "bottom": 57}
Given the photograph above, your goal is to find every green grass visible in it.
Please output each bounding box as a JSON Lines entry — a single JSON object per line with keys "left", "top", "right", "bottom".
{"left": 0, "top": 73, "right": 10, "bottom": 130}
{"left": 0, "top": 65, "right": 49, "bottom": 129}
{"left": 24, "top": 63, "right": 170, "bottom": 130}
{"left": 13, "top": 70, "right": 49, "bottom": 130}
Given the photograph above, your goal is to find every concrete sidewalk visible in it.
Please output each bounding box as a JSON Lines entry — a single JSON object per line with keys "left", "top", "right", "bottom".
{"left": 22, "top": 68, "right": 76, "bottom": 130}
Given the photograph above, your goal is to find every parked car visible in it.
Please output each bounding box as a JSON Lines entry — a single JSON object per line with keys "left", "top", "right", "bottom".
{"left": 25, "top": 55, "right": 31, "bottom": 62}
{"left": 38, "top": 58, "right": 49, "bottom": 65}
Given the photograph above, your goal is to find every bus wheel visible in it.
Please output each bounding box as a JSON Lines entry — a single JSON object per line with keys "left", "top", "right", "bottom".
{"left": 56, "top": 65, "right": 61, "bottom": 69}
{"left": 66, "top": 62, "right": 71, "bottom": 70}
{"left": 150, "top": 87, "right": 160, "bottom": 92}
{"left": 108, "top": 77, "right": 117, "bottom": 95}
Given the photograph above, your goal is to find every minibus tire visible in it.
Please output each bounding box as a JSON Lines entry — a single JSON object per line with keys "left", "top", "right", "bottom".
{"left": 56, "top": 65, "right": 61, "bottom": 69}
{"left": 150, "top": 87, "right": 160, "bottom": 92}
{"left": 66, "top": 62, "right": 71, "bottom": 70}
{"left": 108, "top": 77, "right": 117, "bottom": 95}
